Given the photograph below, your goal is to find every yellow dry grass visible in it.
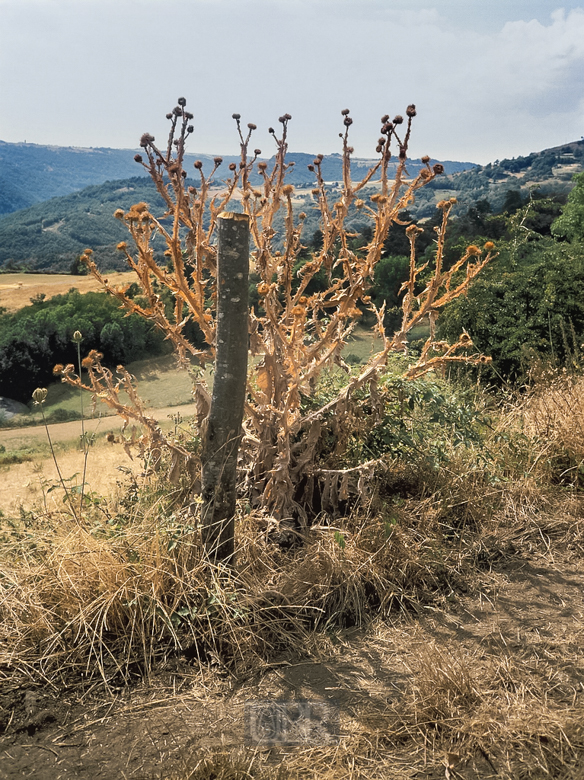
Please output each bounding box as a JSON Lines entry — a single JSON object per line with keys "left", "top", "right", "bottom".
{"left": 0, "top": 437, "right": 141, "bottom": 515}
{"left": 0, "top": 271, "right": 136, "bottom": 312}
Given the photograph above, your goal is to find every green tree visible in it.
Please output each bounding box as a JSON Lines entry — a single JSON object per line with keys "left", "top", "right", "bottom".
{"left": 552, "top": 172, "right": 584, "bottom": 242}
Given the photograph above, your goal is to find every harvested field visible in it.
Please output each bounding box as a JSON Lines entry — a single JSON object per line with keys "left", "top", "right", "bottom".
{"left": 0, "top": 271, "right": 136, "bottom": 312}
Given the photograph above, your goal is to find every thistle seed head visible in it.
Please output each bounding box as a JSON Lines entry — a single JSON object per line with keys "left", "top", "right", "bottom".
{"left": 433, "top": 163, "right": 444, "bottom": 175}
{"left": 72, "top": 330, "right": 83, "bottom": 343}
{"left": 177, "top": 97, "right": 187, "bottom": 106}
{"left": 406, "top": 104, "right": 417, "bottom": 117}
{"left": 393, "top": 115, "right": 404, "bottom": 125}
{"left": 32, "top": 387, "right": 47, "bottom": 405}
{"left": 134, "top": 154, "right": 143, "bottom": 163}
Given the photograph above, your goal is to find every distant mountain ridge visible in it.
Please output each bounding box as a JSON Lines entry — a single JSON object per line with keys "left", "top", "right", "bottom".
{"left": 0, "top": 138, "right": 582, "bottom": 274}
{"left": 412, "top": 139, "right": 584, "bottom": 218}
{"left": 0, "top": 139, "right": 474, "bottom": 217}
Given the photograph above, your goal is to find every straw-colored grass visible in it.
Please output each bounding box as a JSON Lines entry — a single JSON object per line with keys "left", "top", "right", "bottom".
{"left": 2, "top": 372, "right": 584, "bottom": 777}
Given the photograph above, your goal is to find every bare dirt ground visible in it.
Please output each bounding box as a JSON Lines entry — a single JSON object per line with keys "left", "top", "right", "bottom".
{"left": 0, "top": 272, "right": 136, "bottom": 312}
{"left": 1, "top": 550, "right": 584, "bottom": 779}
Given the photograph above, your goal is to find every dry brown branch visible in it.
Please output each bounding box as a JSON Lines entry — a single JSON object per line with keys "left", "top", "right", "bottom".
{"left": 60, "top": 99, "right": 494, "bottom": 520}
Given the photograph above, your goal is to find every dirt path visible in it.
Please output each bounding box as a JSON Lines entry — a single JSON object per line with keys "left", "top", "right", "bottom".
{"left": 0, "top": 403, "right": 197, "bottom": 448}
{"left": 1, "top": 553, "right": 583, "bottom": 779}
{"left": 0, "top": 404, "right": 197, "bottom": 514}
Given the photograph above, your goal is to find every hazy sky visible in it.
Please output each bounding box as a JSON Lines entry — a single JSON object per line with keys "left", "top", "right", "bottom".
{"left": 0, "top": 0, "right": 583, "bottom": 163}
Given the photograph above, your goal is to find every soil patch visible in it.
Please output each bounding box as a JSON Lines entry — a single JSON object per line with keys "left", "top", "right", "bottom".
{"left": 2, "top": 551, "right": 584, "bottom": 779}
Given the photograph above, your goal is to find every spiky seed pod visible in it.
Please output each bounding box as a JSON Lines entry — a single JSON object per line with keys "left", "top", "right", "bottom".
{"left": 134, "top": 154, "right": 143, "bottom": 163}
{"left": 232, "top": 113, "right": 241, "bottom": 120}
{"left": 278, "top": 116, "right": 285, "bottom": 123}
{"left": 258, "top": 161, "right": 268, "bottom": 170}
{"left": 376, "top": 146, "right": 382, "bottom": 153}
{"left": 113, "top": 209, "right": 125, "bottom": 220}
{"left": 421, "top": 155, "right": 430, "bottom": 164}
{"left": 381, "top": 114, "right": 390, "bottom": 123}
{"left": 32, "top": 388, "right": 48, "bottom": 404}
{"left": 433, "top": 163, "right": 445, "bottom": 175}
{"left": 214, "top": 156, "right": 223, "bottom": 165}
{"left": 282, "top": 184, "right": 294, "bottom": 195}
{"left": 84, "top": 248, "right": 94, "bottom": 255}
{"left": 229, "top": 163, "right": 237, "bottom": 171}
{"left": 449, "top": 197, "right": 457, "bottom": 204}
{"left": 194, "top": 160, "right": 203, "bottom": 169}
{"left": 178, "top": 97, "right": 187, "bottom": 106}
{"left": 185, "top": 112, "right": 194, "bottom": 120}
{"left": 181, "top": 170, "right": 187, "bottom": 178}
{"left": 173, "top": 106, "right": 183, "bottom": 116}
{"left": 313, "top": 159, "right": 321, "bottom": 166}
{"left": 311, "top": 189, "right": 320, "bottom": 197}
{"left": 406, "top": 224, "right": 424, "bottom": 237}
{"left": 254, "top": 148, "right": 261, "bottom": 156}
{"left": 117, "top": 242, "right": 127, "bottom": 251}
{"left": 355, "top": 199, "right": 365, "bottom": 209}
{"left": 72, "top": 330, "right": 83, "bottom": 343}
{"left": 166, "top": 113, "right": 173, "bottom": 120}
{"left": 307, "top": 164, "right": 315, "bottom": 172}
{"left": 317, "top": 154, "right": 324, "bottom": 161}
{"left": 420, "top": 169, "right": 431, "bottom": 179}
{"left": 284, "top": 113, "right": 292, "bottom": 120}
{"left": 467, "top": 245, "right": 481, "bottom": 256}
{"left": 484, "top": 241, "right": 495, "bottom": 251}
{"left": 344, "top": 116, "right": 353, "bottom": 126}
{"left": 248, "top": 123, "right": 257, "bottom": 130}
{"left": 341, "top": 108, "right": 350, "bottom": 115}
{"left": 53, "top": 364, "right": 64, "bottom": 375}
{"left": 268, "top": 127, "right": 275, "bottom": 134}
{"left": 187, "top": 125, "right": 194, "bottom": 133}
{"left": 378, "top": 138, "right": 386, "bottom": 146}
{"left": 140, "top": 133, "right": 155, "bottom": 147}
{"left": 298, "top": 212, "right": 306, "bottom": 219}
{"left": 347, "top": 146, "right": 354, "bottom": 153}
{"left": 406, "top": 104, "right": 417, "bottom": 117}
{"left": 393, "top": 115, "right": 403, "bottom": 125}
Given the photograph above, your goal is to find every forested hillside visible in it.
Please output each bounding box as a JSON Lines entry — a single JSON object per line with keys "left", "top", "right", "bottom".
{"left": 414, "top": 139, "right": 584, "bottom": 218}
{"left": 0, "top": 137, "right": 473, "bottom": 216}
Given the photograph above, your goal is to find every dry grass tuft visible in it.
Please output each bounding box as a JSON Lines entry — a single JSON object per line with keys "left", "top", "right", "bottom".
{"left": 521, "top": 370, "right": 584, "bottom": 485}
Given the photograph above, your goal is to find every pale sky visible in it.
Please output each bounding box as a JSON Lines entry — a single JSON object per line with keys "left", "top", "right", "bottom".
{"left": 0, "top": 0, "right": 583, "bottom": 164}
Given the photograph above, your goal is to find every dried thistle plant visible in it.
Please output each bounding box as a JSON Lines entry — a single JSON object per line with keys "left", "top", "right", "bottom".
{"left": 58, "top": 98, "right": 495, "bottom": 520}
